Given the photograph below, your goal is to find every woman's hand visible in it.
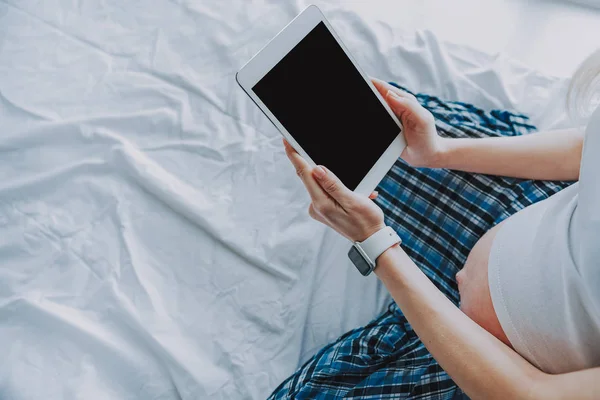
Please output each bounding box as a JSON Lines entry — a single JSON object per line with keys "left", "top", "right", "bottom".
{"left": 372, "top": 78, "right": 447, "bottom": 168}
{"left": 283, "top": 140, "right": 385, "bottom": 243}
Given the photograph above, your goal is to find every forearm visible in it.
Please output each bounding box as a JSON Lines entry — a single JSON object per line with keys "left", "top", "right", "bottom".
{"left": 434, "top": 128, "right": 584, "bottom": 181}
{"left": 375, "top": 245, "right": 600, "bottom": 399}
{"left": 535, "top": 368, "right": 600, "bottom": 400}
{"left": 375, "top": 245, "right": 546, "bottom": 399}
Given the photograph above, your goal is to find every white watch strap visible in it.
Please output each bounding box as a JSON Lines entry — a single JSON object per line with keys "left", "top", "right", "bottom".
{"left": 357, "top": 226, "right": 401, "bottom": 264}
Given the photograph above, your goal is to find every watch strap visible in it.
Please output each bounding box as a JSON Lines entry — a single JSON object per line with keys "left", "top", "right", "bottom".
{"left": 357, "top": 226, "right": 401, "bottom": 264}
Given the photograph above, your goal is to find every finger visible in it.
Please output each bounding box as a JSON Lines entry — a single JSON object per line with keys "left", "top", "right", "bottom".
{"left": 385, "top": 91, "right": 415, "bottom": 118}
{"left": 371, "top": 78, "right": 416, "bottom": 101}
{"left": 312, "top": 165, "right": 354, "bottom": 208}
{"left": 283, "top": 139, "right": 330, "bottom": 204}
{"left": 369, "top": 191, "right": 379, "bottom": 200}
{"left": 385, "top": 90, "right": 432, "bottom": 129}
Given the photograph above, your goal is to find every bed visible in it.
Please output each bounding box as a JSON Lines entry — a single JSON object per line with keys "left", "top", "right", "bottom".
{"left": 0, "top": 0, "right": 587, "bottom": 398}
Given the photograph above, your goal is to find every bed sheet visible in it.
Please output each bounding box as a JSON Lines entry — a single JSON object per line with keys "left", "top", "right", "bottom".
{"left": 0, "top": 1, "right": 572, "bottom": 399}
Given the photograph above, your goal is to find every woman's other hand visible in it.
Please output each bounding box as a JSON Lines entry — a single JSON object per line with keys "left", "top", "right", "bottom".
{"left": 283, "top": 140, "right": 385, "bottom": 242}
{"left": 372, "top": 78, "right": 446, "bottom": 168}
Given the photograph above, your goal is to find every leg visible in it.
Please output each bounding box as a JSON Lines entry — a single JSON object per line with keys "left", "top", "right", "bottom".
{"left": 269, "top": 305, "right": 458, "bottom": 399}
{"left": 269, "top": 87, "right": 573, "bottom": 399}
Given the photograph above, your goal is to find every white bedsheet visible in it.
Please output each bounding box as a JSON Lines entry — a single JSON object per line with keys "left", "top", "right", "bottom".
{"left": 0, "top": 1, "right": 572, "bottom": 399}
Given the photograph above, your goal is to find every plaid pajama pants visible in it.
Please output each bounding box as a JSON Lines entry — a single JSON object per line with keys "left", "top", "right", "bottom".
{"left": 268, "top": 84, "right": 573, "bottom": 399}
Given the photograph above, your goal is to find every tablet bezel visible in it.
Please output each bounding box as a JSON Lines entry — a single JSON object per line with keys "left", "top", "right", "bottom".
{"left": 236, "top": 5, "right": 406, "bottom": 195}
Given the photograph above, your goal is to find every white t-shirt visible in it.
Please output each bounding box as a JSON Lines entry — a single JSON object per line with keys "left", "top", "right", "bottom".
{"left": 488, "top": 105, "right": 600, "bottom": 374}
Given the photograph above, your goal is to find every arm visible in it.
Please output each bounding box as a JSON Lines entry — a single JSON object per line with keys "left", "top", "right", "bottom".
{"left": 375, "top": 244, "right": 600, "bottom": 400}
{"left": 371, "top": 79, "right": 584, "bottom": 181}
{"left": 283, "top": 141, "right": 599, "bottom": 400}
{"left": 436, "top": 129, "right": 584, "bottom": 180}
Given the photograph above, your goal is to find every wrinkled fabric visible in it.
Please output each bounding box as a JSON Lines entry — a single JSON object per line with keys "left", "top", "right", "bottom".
{"left": 0, "top": 1, "right": 572, "bottom": 399}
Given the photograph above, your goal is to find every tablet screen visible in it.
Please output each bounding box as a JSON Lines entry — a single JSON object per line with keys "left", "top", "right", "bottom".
{"left": 252, "top": 22, "right": 400, "bottom": 190}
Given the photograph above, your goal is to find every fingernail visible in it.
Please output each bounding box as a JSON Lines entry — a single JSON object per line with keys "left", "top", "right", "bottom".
{"left": 313, "top": 166, "right": 326, "bottom": 179}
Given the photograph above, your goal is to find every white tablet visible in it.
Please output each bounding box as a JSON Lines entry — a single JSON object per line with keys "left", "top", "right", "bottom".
{"left": 236, "top": 5, "right": 406, "bottom": 195}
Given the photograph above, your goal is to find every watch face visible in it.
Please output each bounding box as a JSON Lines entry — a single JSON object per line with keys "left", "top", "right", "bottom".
{"left": 348, "top": 246, "right": 372, "bottom": 276}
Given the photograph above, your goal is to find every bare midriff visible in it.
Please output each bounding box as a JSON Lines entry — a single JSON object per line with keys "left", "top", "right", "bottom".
{"left": 456, "top": 220, "right": 512, "bottom": 347}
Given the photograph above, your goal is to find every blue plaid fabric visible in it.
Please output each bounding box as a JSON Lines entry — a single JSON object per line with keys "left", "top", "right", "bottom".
{"left": 268, "top": 84, "right": 573, "bottom": 399}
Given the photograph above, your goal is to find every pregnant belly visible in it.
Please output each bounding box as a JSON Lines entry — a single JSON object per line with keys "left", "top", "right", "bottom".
{"left": 456, "top": 220, "right": 512, "bottom": 347}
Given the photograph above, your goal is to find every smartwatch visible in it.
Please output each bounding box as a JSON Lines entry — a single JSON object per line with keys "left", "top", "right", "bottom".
{"left": 348, "top": 226, "right": 401, "bottom": 276}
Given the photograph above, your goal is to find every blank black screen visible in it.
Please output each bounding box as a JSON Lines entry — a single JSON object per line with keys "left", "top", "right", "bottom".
{"left": 253, "top": 22, "right": 399, "bottom": 190}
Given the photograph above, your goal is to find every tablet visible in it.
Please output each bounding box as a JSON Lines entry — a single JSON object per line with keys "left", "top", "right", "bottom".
{"left": 236, "top": 5, "right": 406, "bottom": 194}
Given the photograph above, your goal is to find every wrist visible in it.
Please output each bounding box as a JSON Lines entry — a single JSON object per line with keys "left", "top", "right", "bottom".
{"left": 429, "top": 137, "right": 452, "bottom": 168}
{"left": 350, "top": 226, "right": 401, "bottom": 277}
{"left": 373, "top": 243, "right": 404, "bottom": 277}
{"left": 354, "top": 222, "right": 386, "bottom": 243}
{"left": 373, "top": 244, "right": 422, "bottom": 290}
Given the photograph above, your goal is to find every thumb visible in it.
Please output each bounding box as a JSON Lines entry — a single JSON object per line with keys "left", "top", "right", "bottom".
{"left": 385, "top": 90, "right": 428, "bottom": 131}
{"left": 312, "top": 166, "right": 353, "bottom": 206}
{"left": 385, "top": 90, "right": 414, "bottom": 115}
